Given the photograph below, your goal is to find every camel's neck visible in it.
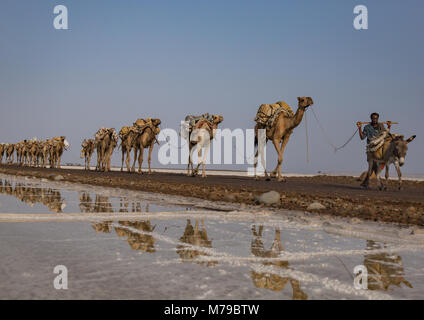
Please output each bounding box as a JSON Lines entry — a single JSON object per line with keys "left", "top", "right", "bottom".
{"left": 291, "top": 106, "right": 306, "bottom": 129}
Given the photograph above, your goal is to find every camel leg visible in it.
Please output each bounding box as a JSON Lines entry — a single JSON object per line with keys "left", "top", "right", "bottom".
{"left": 187, "top": 145, "right": 192, "bottom": 176}
{"left": 201, "top": 143, "right": 209, "bottom": 178}
{"left": 96, "top": 151, "right": 100, "bottom": 171}
{"left": 121, "top": 147, "right": 125, "bottom": 172}
{"left": 253, "top": 148, "right": 259, "bottom": 180}
{"left": 193, "top": 142, "right": 202, "bottom": 176}
{"left": 271, "top": 138, "right": 284, "bottom": 182}
{"left": 148, "top": 144, "right": 153, "bottom": 174}
{"left": 187, "top": 144, "right": 196, "bottom": 176}
{"left": 395, "top": 161, "right": 402, "bottom": 190}
{"left": 88, "top": 153, "right": 92, "bottom": 170}
{"left": 274, "top": 134, "right": 291, "bottom": 182}
{"left": 138, "top": 148, "right": 144, "bottom": 174}
{"left": 131, "top": 148, "right": 137, "bottom": 173}
{"left": 125, "top": 147, "right": 132, "bottom": 173}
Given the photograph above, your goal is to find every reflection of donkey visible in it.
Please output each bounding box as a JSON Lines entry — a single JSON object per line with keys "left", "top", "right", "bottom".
{"left": 250, "top": 226, "right": 307, "bottom": 300}
{"left": 362, "top": 133, "right": 416, "bottom": 190}
{"left": 364, "top": 241, "right": 412, "bottom": 291}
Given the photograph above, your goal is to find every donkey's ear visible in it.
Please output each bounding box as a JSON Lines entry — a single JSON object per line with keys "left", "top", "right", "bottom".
{"left": 406, "top": 135, "right": 416, "bottom": 144}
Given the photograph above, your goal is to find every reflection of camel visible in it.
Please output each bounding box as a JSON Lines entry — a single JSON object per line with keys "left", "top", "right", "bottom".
{"left": 176, "top": 219, "right": 217, "bottom": 267}
{"left": 79, "top": 192, "right": 93, "bottom": 213}
{"left": 91, "top": 221, "right": 113, "bottom": 233}
{"left": 93, "top": 195, "right": 114, "bottom": 213}
{"left": 118, "top": 198, "right": 143, "bottom": 213}
{"left": 114, "top": 220, "right": 156, "bottom": 253}
{"left": 364, "top": 241, "right": 412, "bottom": 291}
{"left": 250, "top": 226, "right": 307, "bottom": 300}
{"left": 0, "top": 179, "right": 66, "bottom": 213}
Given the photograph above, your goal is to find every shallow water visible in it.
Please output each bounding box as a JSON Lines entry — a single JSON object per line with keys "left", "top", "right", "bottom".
{"left": 1, "top": 174, "right": 424, "bottom": 300}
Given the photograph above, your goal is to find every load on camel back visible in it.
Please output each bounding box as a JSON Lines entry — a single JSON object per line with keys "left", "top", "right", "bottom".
{"left": 254, "top": 101, "right": 295, "bottom": 130}
{"left": 118, "top": 118, "right": 161, "bottom": 173}
{"left": 181, "top": 113, "right": 215, "bottom": 139}
{"left": 119, "top": 118, "right": 160, "bottom": 141}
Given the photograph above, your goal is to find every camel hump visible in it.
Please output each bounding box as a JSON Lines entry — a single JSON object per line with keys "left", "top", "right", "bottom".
{"left": 119, "top": 126, "right": 131, "bottom": 139}
{"left": 134, "top": 118, "right": 153, "bottom": 127}
{"left": 275, "top": 101, "right": 294, "bottom": 117}
{"left": 255, "top": 101, "right": 294, "bottom": 128}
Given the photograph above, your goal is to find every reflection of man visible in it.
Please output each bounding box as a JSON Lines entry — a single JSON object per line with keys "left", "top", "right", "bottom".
{"left": 364, "top": 241, "right": 412, "bottom": 291}
{"left": 357, "top": 112, "right": 391, "bottom": 143}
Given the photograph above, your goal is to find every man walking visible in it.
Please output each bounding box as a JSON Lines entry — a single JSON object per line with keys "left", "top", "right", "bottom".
{"left": 357, "top": 113, "right": 391, "bottom": 187}
{"left": 357, "top": 112, "right": 391, "bottom": 143}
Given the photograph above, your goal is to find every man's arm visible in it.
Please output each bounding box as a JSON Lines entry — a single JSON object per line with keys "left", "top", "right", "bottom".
{"left": 357, "top": 122, "right": 366, "bottom": 140}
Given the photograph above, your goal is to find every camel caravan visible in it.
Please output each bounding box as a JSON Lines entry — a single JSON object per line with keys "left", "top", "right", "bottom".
{"left": 0, "top": 97, "right": 417, "bottom": 191}
{"left": 81, "top": 117, "right": 162, "bottom": 173}
{"left": 0, "top": 137, "right": 69, "bottom": 168}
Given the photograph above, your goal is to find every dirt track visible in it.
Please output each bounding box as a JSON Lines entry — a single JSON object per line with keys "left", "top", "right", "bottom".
{"left": 1, "top": 164, "right": 423, "bottom": 226}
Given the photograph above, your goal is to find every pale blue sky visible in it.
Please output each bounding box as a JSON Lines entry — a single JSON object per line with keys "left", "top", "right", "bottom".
{"left": 1, "top": 0, "right": 423, "bottom": 173}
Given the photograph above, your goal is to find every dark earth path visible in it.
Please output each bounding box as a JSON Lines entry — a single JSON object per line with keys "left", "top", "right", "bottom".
{"left": 1, "top": 164, "right": 423, "bottom": 225}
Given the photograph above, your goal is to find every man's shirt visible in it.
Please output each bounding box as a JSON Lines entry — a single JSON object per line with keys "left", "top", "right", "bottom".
{"left": 361, "top": 123, "right": 386, "bottom": 143}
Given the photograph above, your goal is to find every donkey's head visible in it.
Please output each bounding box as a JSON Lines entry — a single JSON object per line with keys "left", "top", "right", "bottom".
{"left": 390, "top": 134, "right": 416, "bottom": 166}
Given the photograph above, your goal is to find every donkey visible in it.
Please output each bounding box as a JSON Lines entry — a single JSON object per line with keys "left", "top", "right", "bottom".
{"left": 361, "top": 133, "right": 416, "bottom": 190}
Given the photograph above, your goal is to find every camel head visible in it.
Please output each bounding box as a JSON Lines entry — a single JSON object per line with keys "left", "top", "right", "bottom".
{"left": 211, "top": 115, "right": 224, "bottom": 125}
{"left": 64, "top": 140, "right": 70, "bottom": 150}
{"left": 151, "top": 118, "right": 161, "bottom": 127}
{"left": 297, "top": 97, "right": 314, "bottom": 109}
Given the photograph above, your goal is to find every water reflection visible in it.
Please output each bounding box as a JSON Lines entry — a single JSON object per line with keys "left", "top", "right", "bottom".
{"left": 78, "top": 192, "right": 147, "bottom": 214}
{"left": 0, "top": 179, "right": 66, "bottom": 213}
{"left": 176, "top": 219, "right": 218, "bottom": 267}
{"left": 364, "top": 240, "right": 412, "bottom": 291}
{"left": 115, "top": 221, "right": 156, "bottom": 253}
{"left": 250, "top": 226, "right": 308, "bottom": 300}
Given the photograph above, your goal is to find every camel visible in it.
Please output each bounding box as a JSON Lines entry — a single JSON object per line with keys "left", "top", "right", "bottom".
{"left": 0, "top": 144, "right": 4, "bottom": 164}
{"left": 80, "top": 139, "right": 96, "bottom": 170}
{"left": 254, "top": 97, "right": 314, "bottom": 181}
{"left": 28, "top": 139, "right": 39, "bottom": 167}
{"left": 95, "top": 128, "right": 118, "bottom": 172}
{"left": 186, "top": 114, "right": 224, "bottom": 178}
{"left": 119, "top": 126, "right": 139, "bottom": 172}
{"left": 361, "top": 132, "right": 416, "bottom": 191}
{"left": 15, "top": 142, "right": 24, "bottom": 166}
{"left": 115, "top": 220, "right": 156, "bottom": 253}
{"left": 5, "top": 143, "right": 15, "bottom": 164}
{"left": 132, "top": 119, "right": 161, "bottom": 174}
{"left": 37, "top": 141, "right": 50, "bottom": 168}
{"left": 48, "top": 137, "right": 69, "bottom": 168}
{"left": 250, "top": 226, "right": 308, "bottom": 299}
